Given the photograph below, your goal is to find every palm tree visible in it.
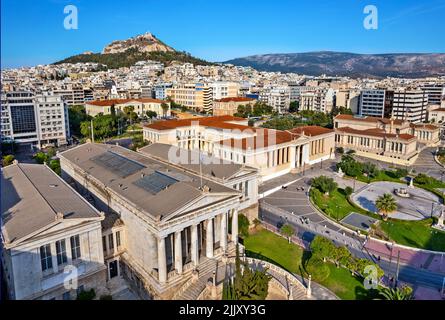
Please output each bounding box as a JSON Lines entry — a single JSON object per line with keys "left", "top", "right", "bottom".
{"left": 375, "top": 193, "right": 397, "bottom": 220}
{"left": 378, "top": 287, "right": 413, "bottom": 300}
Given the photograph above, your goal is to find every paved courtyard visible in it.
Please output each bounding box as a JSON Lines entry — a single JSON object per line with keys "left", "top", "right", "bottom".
{"left": 351, "top": 181, "right": 443, "bottom": 220}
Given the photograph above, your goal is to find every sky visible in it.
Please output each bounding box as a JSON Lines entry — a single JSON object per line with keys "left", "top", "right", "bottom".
{"left": 2, "top": 0, "right": 445, "bottom": 68}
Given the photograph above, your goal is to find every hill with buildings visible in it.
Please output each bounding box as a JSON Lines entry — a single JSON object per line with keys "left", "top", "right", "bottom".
{"left": 54, "top": 32, "right": 213, "bottom": 69}
{"left": 224, "top": 51, "right": 445, "bottom": 78}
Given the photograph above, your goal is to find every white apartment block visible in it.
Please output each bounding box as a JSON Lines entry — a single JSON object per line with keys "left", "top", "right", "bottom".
{"left": 419, "top": 83, "right": 445, "bottom": 106}
{"left": 299, "top": 88, "right": 333, "bottom": 113}
{"left": 260, "top": 86, "right": 290, "bottom": 114}
{"left": 166, "top": 83, "right": 212, "bottom": 112}
{"left": 392, "top": 89, "right": 428, "bottom": 123}
{"left": 1, "top": 92, "right": 70, "bottom": 148}
{"left": 209, "top": 82, "right": 239, "bottom": 100}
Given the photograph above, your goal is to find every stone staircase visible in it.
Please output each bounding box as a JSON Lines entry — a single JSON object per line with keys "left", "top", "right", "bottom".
{"left": 175, "top": 258, "right": 220, "bottom": 300}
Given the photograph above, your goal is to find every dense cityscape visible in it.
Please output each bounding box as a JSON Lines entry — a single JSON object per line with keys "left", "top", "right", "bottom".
{"left": 1, "top": 1, "right": 445, "bottom": 308}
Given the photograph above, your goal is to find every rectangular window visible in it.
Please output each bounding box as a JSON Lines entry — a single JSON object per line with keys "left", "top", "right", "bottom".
{"left": 116, "top": 231, "right": 121, "bottom": 248}
{"left": 108, "top": 234, "right": 114, "bottom": 250}
{"left": 40, "top": 244, "right": 53, "bottom": 272}
{"left": 56, "top": 240, "right": 67, "bottom": 265}
{"left": 102, "top": 236, "right": 107, "bottom": 252}
{"left": 70, "top": 235, "right": 81, "bottom": 260}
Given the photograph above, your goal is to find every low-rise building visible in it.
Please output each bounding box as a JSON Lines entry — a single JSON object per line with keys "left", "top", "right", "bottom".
{"left": 212, "top": 97, "right": 256, "bottom": 116}
{"left": 59, "top": 143, "right": 243, "bottom": 299}
{"left": 1, "top": 163, "right": 106, "bottom": 300}
{"left": 334, "top": 114, "right": 440, "bottom": 165}
{"left": 143, "top": 116, "right": 335, "bottom": 182}
{"left": 85, "top": 98, "right": 171, "bottom": 118}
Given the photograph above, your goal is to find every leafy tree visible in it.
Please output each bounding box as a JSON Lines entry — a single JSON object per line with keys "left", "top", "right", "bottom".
{"left": 414, "top": 173, "right": 436, "bottom": 185}
{"left": 161, "top": 103, "right": 169, "bottom": 116}
{"left": 392, "top": 168, "right": 409, "bottom": 179}
{"left": 33, "top": 152, "right": 48, "bottom": 164}
{"left": 288, "top": 101, "right": 299, "bottom": 113}
{"left": 305, "top": 257, "right": 330, "bottom": 282}
{"left": 69, "top": 105, "right": 91, "bottom": 136}
{"left": 80, "top": 114, "right": 118, "bottom": 140}
{"left": 238, "top": 214, "right": 250, "bottom": 239}
{"left": 2, "top": 154, "right": 15, "bottom": 167}
{"left": 363, "top": 162, "right": 380, "bottom": 179}
{"left": 337, "top": 155, "right": 363, "bottom": 178}
{"left": 344, "top": 186, "right": 353, "bottom": 197}
{"left": 146, "top": 111, "right": 158, "bottom": 119}
{"left": 310, "top": 236, "right": 336, "bottom": 261}
{"left": 280, "top": 224, "right": 295, "bottom": 243}
{"left": 375, "top": 193, "right": 397, "bottom": 219}
{"left": 311, "top": 176, "right": 338, "bottom": 195}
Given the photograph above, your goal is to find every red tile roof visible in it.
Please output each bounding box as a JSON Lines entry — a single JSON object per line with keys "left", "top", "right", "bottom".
{"left": 87, "top": 98, "right": 166, "bottom": 106}
{"left": 336, "top": 126, "right": 416, "bottom": 141}
{"left": 219, "top": 129, "right": 294, "bottom": 150}
{"left": 145, "top": 115, "right": 248, "bottom": 131}
{"left": 288, "top": 126, "right": 334, "bottom": 137}
{"left": 214, "top": 97, "right": 256, "bottom": 103}
{"left": 334, "top": 114, "right": 405, "bottom": 126}
{"left": 410, "top": 123, "right": 439, "bottom": 130}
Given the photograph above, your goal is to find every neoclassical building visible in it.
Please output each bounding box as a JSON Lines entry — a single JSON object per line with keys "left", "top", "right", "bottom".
{"left": 334, "top": 114, "right": 440, "bottom": 165}
{"left": 143, "top": 116, "right": 336, "bottom": 182}
{"left": 58, "top": 143, "right": 244, "bottom": 299}
{"left": 1, "top": 163, "right": 106, "bottom": 300}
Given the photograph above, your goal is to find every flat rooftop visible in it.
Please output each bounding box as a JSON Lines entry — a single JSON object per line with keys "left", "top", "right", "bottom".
{"left": 1, "top": 163, "right": 101, "bottom": 245}
{"left": 59, "top": 143, "right": 240, "bottom": 220}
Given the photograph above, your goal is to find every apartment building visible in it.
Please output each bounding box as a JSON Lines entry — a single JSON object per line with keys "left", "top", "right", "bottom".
{"left": 212, "top": 97, "right": 256, "bottom": 116}
{"left": 392, "top": 89, "right": 428, "bottom": 123}
{"left": 53, "top": 86, "right": 93, "bottom": 106}
{"left": 334, "top": 114, "right": 440, "bottom": 165}
{"left": 1, "top": 92, "right": 70, "bottom": 148}
{"left": 260, "top": 87, "right": 290, "bottom": 114}
{"left": 85, "top": 98, "right": 171, "bottom": 118}
{"left": 209, "top": 82, "right": 239, "bottom": 100}
{"left": 299, "top": 88, "right": 334, "bottom": 113}
{"left": 336, "top": 89, "right": 360, "bottom": 113}
{"left": 143, "top": 116, "right": 335, "bottom": 182}
{"left": 359, "top": 89, "right": 394, "bottom": 118}
{"left": 166, "top": 83, "right": 212, "bottom": 112}
{"left": 1, "top": 163, "right": 106, "bottom": 300}
{"left": 153, "top": 83, "right": 173, "bottom": 100}
{"left": 419, "top": 83, "right": 445, "bottom": 106}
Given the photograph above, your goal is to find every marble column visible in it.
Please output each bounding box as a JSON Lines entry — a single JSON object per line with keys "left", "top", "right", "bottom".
{"left": 231, "top": 209, "right": 239, "bottom": 243}
{"left": 174, "top": 230, "right": 183, "bottom": 274}
{"left": 220, "top": 212, "right": 228, "bottom": 251}
{"left": 157, "top": 236, "right": 167, "bottom": 283}
{"left": 206, "top": 218, "right": 214, "bottom": 258}
{"left": 191, "top": 224, "right": 199, "bottom": 266}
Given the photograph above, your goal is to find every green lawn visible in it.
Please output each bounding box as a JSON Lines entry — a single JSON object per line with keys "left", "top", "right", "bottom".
{"left": 311, "top": 185, "right": 445, "bottom": 252}
{"left": 381, "top": 219, "right": 445, "bottom": 252}
{"left": 356, "top": 170, "right": 404, "bottom": 184}
{"left": 244, "top": 229, "right": 378, "bottom": 300}
{"left": 310, "top": 188, "right": 373, "bottom": 221}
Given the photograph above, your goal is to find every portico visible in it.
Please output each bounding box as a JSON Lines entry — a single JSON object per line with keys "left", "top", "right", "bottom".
{"left": 156, "top": 209, "right": 239, "bottom": 284}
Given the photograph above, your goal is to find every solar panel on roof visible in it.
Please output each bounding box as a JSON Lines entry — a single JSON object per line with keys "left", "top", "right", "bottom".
{"left": 133, "top": 172, "right": 178, "bottom": 195}
{"left": 91, "top": 151, "right": 145, "bottom": 178}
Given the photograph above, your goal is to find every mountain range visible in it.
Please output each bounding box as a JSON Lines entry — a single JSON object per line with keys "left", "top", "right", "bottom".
{"left": 224, "top": 51, "right": 445, "bottom": 78}
{"left": 55, "top": 33, "right": 445, "bottom": 78}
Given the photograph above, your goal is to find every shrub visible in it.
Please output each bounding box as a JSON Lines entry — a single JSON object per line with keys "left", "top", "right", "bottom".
{"left": 336, "top": 147, "right": 344, "bottom": 154}
{"left": 2, "top": 154, "right": 15, "bottom": 167}
{"left": 311, "top": 176, "right": 338, "bottom": 195}
{"left": 76, "top": 288, "right": 96, "bottom": 300}
{"left": 344, "top": 186, "right": 353, "bottom": 197}
{"left": 238, "top": 214, "right": 250, "bottom": 239}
